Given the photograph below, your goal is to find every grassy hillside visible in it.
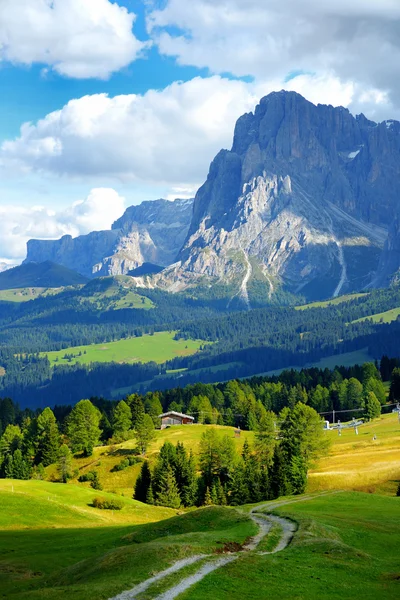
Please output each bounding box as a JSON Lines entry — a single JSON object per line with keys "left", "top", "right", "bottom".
{"left": 0, "top": 499, "right": 255, "bottom": 600}
{"left": 353, "top": 306, "right": 400, "bottom": 325}
{"left": 46, "top": 425, "right": 255, "bottom": 497}
{"left": 0, "top": 479, "right": 175, "bottom": 529}
{"left": 0, "top": 261, "right": 88, "bottom": 289}
{"left": 0, "top": 286, "right": 70, "bottom": 303}
{"left": 309, "top": 412, "right": 400, "bottom": 495}
{"left": 42, "top": 331, "right": 207, "bottom": 367}
{"left": 296, "top": 292, "right": 368, "bottom": 310}
{"left": 1, "top": 490, "right": 399, "bottom": 599}
{"left": 189, "top": 492, "right": 400, "bottom": 600}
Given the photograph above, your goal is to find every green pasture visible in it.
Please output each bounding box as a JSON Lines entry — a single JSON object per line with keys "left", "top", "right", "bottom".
{"left": 42, "top": 331, "right": 206, "bottom": 366}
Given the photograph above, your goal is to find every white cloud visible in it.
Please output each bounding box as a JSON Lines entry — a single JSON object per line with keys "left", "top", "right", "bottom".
{"left": 1, "top": 74, "right": 396, "bottom": 193}
{"left": 0, "top": 0, "right": 146, "bottom": 79}
{"left": 0, "top": 188, "right": 125, "bottom": 262}
{"left": 147, "top": 0, "right": 400, "bottom": 111}
{"left": 0, "top": 77, "right": 262, "bottom": 186}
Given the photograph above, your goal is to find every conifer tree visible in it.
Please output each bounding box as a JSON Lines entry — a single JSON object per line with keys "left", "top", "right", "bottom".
{"left": 364, "top": 391, "right": 381, "bottom": 421}
{"left": 36, "top": 407, "right": 60, "bottom": 467}
{"left": 146, "top": 485, "right": 155, "bottom": 505}
{"left": 112, "top": 400, "right": 132, "bottom": 441}
{"left": 127, "top": 394, "right": 145, "bottom": 429}
{"left": 66, "top": 400, "right": 102, "bottom": 456}
{"left": 155, "top": 465, "right": 181, "bottom": 509}
{"left": 270, "top": 445, "right": 290, "bottom": 500}
{"left": 215, "top": 478, "right": 227, "bottom": 505}
{"left": 134, "top": 461, "right": 152, "bottom": 503}
{"left": 11, "top": 449, "right": 30, "bottom": 480}
{"left": 203, "top": 486, "right": 213, "bottom": 506}
{"left": 210, "top": 482, "right": 218, "bottom": 505}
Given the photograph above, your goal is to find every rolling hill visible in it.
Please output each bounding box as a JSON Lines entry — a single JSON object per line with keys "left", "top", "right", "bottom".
{"left": 0, "top": 261, "right": 88, "bottom": 290}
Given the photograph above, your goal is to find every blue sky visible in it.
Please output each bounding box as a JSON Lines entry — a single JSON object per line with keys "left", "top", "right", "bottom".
{"left": 0, "top": 0, "right": 398, "bottom": 263}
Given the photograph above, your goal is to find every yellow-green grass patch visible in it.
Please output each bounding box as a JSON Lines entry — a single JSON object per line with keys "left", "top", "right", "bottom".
{"left": 0, "top": 479, "right": 175, "bottom": 530}
{"left": 352, "top": 306, "right": 400, "bottom": 325}
{"left": 296, "top": 292, "right": 368, "bottom": 310}
{"left": 308, "top": 412, "right": 400, "bottom": 494}
{"left": 0, "top": 287, "right": 68, "bottom": 303}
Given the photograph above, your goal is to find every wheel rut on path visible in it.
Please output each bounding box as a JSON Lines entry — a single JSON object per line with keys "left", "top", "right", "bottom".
{"left": 108, "top": 492, "right": 336, "bottom": 600}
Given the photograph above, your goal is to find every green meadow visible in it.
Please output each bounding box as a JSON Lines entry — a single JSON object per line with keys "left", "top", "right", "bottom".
{"left": 296, "top": 292, "right": 368, "bottom": 310}
{"left": 0, "top": 287, "right": 67, "bottom": 303}
{"left": 186, "top": 492, "right": 400, "bottom": 600}
{"left": 42, "top": 331, "right": 206, "bottom": 366}
{"left": 352, "top": 306, "right": 400, "bottom": 325}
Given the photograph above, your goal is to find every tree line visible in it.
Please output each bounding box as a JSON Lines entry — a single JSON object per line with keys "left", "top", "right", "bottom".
{"left": 134, "top": 402, "right": 330, "bottom": 508}
{"left": 1, "top": 357, "right": 394, "bottom": 488}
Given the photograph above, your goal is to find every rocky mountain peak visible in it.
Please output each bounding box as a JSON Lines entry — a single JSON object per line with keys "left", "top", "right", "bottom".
{"left": 161, "top": 91, "right": 399, "bottom": 303}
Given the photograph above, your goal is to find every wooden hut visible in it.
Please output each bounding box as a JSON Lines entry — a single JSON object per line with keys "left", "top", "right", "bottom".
{"left": 159, "top": 411, "right": 195, "bottom": 429}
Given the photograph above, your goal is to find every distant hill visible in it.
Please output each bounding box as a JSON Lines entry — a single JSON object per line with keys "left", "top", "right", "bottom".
{"left": 0, "top": 261, "right": 88, "bottom": 290}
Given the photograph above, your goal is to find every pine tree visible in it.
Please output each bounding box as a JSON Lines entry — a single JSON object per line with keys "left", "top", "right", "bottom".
{"left": 363, "top": 391, "right": 381, "bottom": 422}
{"left": 127, "top": 394, "right": 145, "bottom": 429}
{"left": 229, "top": 461, "right": 249, "bottom": 505}
{"left": 203, "top": 486, "right": 213, "bottom": 506}
{"left": 270, "top": 445, "right": 290, "bottom": 500}
{"left": 146, "top": 485, "right": 155, "bottom": 505}
{"left": 112, "top": 400, "right": 132, "bottom": 441}
{"left": 289, "top": 455, "right": 307, "bottom": 495}
{"left": 210, "top": 482, "right": 218, "bottom": 505}
{"left": 36, "top": 407, "right": 60, "bottom": 467}
{"left": 215, "top": 478, "right": 227, "bottom": 506}
{"left": 4, "top": 454, "right": 13, "bottom": 479}
{"left": 155, "top": 465, "right": 181, "bottom": 509}
{"left": 12, "top": 449, "right": 30, "bottom": 480}
{"left": 134, "top": 461, "right": 152, "bottom": 502}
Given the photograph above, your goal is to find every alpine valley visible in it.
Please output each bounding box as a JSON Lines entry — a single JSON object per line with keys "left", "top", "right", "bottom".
{"left": 2, "top": 92, "right": 400, "bottom": 408}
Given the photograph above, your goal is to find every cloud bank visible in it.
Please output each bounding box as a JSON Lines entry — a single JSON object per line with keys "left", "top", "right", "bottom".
{"left": 0, "top": 0, "right": 146, "bottom": 79}
{"left": 1, "top": 74, "right": 395, "bottom": 192}
{"left": 148, "top": 0, "right": 400, "bottom": 109}
{"left": 0, "top": 188, "right": 125, "bottom": 262}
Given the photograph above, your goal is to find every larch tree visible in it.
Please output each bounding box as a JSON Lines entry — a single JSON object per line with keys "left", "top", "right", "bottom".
{"left": 66, "top": 400, "right": 102, "bottom": 456}
{"left": 112, "top": 400, "right": 132, "bottom": 441}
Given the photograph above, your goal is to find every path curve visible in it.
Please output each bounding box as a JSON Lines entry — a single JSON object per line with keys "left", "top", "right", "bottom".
{"left": 109, "top": 492, "right": 336, "bottom": 600}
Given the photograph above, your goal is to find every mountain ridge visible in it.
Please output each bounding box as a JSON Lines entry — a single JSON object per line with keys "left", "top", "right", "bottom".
{"left": 25, "top": 198, "right": 194, "bottom": 279}
{"left": 155, "top": 91, "right": 399, "bottom": 303}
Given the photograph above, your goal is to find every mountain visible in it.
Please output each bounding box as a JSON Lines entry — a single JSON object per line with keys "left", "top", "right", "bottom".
{"left": 25, "top": 198, "right": 194, "bottom": 279}
{"left": 0, "top": 261, "right": 88, "bottom": 290}
{"left": 157, "top": 92, "right": 399, "bottom": 302}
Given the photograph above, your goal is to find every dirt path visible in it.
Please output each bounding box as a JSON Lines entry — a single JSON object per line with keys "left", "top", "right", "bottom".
{"left": 109, "top": 555, "right": 206, "bottom": 600}
{"left": 109, "top": 492, "right": 335, "bottom": 600}
{"left": 154, "top": 555, "right": 238, "bottom": 600}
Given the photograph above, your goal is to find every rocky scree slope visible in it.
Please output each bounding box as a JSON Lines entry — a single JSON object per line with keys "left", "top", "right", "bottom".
{"left": 25, "top": 198, "right": 194, "bottom": 279}
{"left": 157, "top": 91, "right": 399, "bottom": 302}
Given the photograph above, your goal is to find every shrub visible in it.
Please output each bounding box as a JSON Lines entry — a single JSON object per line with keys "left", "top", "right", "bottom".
{"left": 78, "top": 470, "right": 96, "bottom": 482}
{"left": 111, "top": 456, "right": 142, "bottom": 472}
{"left": 92, "top": 497, "right": 124, "bottom": 510}
{"left": 90, "top": 472, "right": 103, "bottom": 490}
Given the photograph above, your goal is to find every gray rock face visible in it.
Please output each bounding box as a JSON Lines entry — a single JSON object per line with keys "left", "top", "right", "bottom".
{"left": 25, "top": 198, "right": 193, "bottom": 278}
{"left": 161, "top": 91, "right": 399, "bottom": 301}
